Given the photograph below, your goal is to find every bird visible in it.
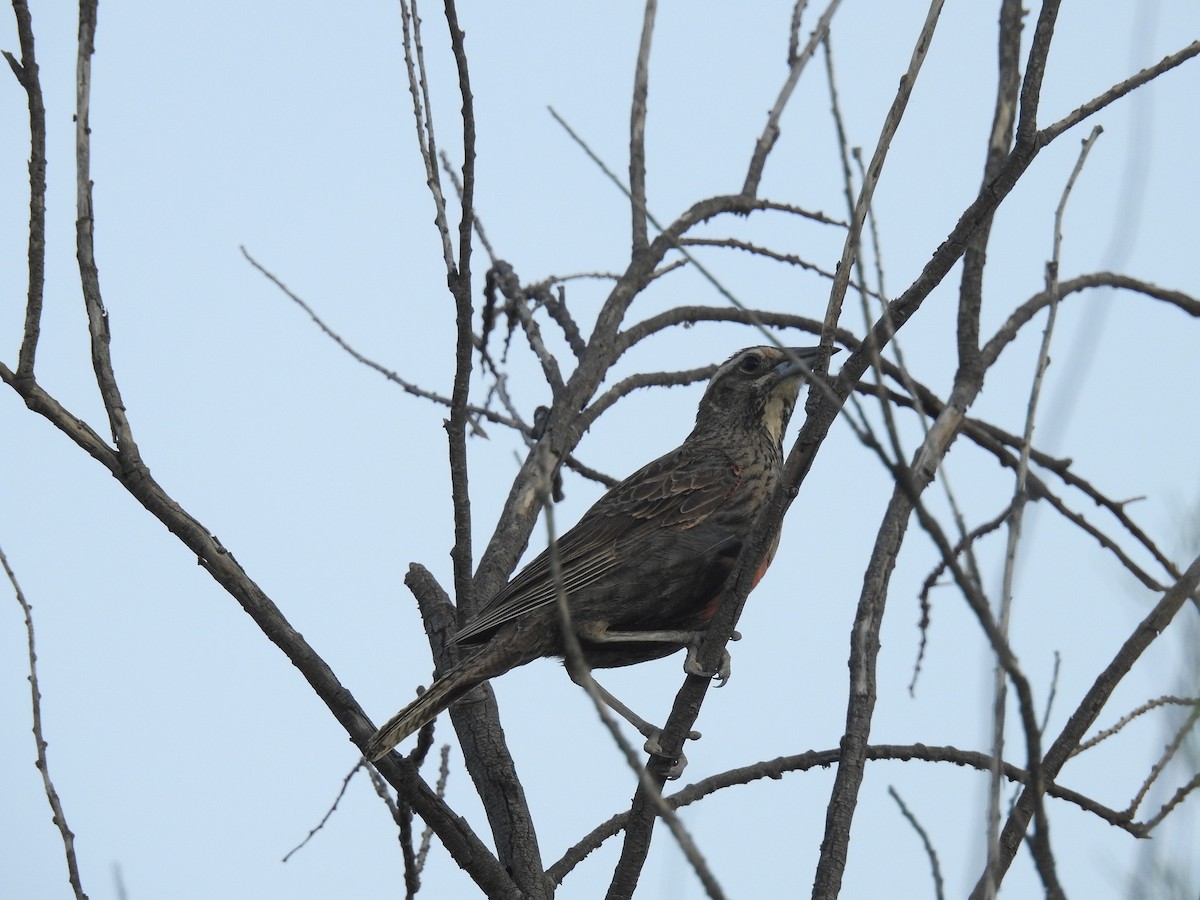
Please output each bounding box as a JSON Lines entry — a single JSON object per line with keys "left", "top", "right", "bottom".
{"left": 366, "top": 344, "right": 829, "bottom": 763}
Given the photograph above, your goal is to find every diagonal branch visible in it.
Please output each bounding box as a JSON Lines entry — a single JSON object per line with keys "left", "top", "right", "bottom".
{"left": 1038, "top": 40, "right": 1200, "bottom": 145}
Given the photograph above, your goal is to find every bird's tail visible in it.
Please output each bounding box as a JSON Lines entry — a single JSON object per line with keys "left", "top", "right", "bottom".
{"left": 365, "top": 651, "right": 491, "bottom": 762}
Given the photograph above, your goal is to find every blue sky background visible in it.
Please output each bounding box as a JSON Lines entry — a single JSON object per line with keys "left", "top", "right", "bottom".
{"left": 3, "top": 3, "right": 1198, "bottom": 898}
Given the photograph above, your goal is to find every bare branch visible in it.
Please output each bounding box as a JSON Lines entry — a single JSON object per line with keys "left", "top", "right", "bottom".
{"left": 6, "top": 0, "right": 47, "bottom": 380}
{"left": 911, "top": 501, "right": 1018, "bottom": 695}
{"left": 1073, "top": 695, "right": 1199, "bottom": 756}
{"left": 679, "top": 236, "right": 853, "bottom": 288}
{"left": 1138, "top": 772, "right": 1200, "bottom": 834}
{"left": 983, "top": 272, "right": 1200, "bottom": 368}
{"left": 551, "top": 741, "right": 1159, "bottom": 885}
{"left": 1014, "top": 0, "right": 1062, "bottom": 146}
{"left": 628, "top": 0, "right": 656, "bottom": 253}
{"left": 415, "top": 745, "right": 453, "bottom": 883}
{"left": 581, "top": 366, "right": 713, "bottom": 432}
{"left": 811, "top": 5, "right": 950, "bottom": 895}
{"left": 986, "top": 122, "right": 1102, "bottom": 900}
{"left": 968, "top": 550, "right": 1200, "bottom": 898}
{"left": 820, "top": 0, "right": 946, "bottom": 357}
{"left": 75, "top": 0, "right": 140, "bottom": 462}
{"left": 2, "top": 544, "right": 89, "bottom": 900}
{"left": 2, "top": 365, "right": 508, "bottom": 894}
{"left": 483, "top": 263, "right": 565, "bottom": 396}
{"left": 241, "top": 246, "right": 511, "bottom": 428}
{"left": 398, "top": 0, "right": 456, "bottom": 275}
{"left": 438, "top": 148, "right": 497, "bottom": 262}
{"left": 282, "top": 763, "right": 364, "bottom": 863}
{"left": 1124, "top": 699, "right": 1200, "bottom": 819}
{"left": 1037, "top": 40, "right": 1200, "bottom": 145}
{"left": 742, "top": 0, "right": 843, "bottom": 196}
{"left": 888, "top": 786, "right": 945, "bottom": 900}
{"left": 953, "top": 0, "right": 1021, "bottom": 422}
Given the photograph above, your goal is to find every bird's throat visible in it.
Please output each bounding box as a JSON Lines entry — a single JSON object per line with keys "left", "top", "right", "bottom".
{"left": 761, "top": 392, "right": 795, "bottom": 446}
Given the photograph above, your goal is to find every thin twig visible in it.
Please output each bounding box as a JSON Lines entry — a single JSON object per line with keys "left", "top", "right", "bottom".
{"left": 987, "top": 121, "right": 1102, "bottom": 900}
{"left": 1038, "top": 651, "right": 1062, "bottom": 737}
{"left": 910, "top": 501, "right": 1018, "bottom": 695}
{"left": 678, "top": 237, "right": 850, "bottom": 287}
{"left": 888, "top": 786, "right": 945, "bottom": 900}
{"left": 822, "top": 28, "right": 911, "bottom": 510}
{"left": 787, "top": 1, "right": 810, "bottom": 64}
{"left": 438, "top": 148, "right": 496, "bottom": 261}
{"left": 742, "top": 0, "right": 844, "bottom": 195}
{"left": 1073, "top": 695, "right": 1199, "bottom": 756}
{"left": 1123, "top": 700, "right": 1200, "bottom": 819}
{"left": 1138, "top": 772, "right": 1200, "bottom": 834}
{"left": 415, "top": 745, "right": 453, "bottom": 877}
{"left": 1037, "top": 41, "right": 1200, "bottom": 145}
{"left": 2, "top": 544, "right": 89, "bottom": 900}
{"left": 398, "top": 0, "right": 456, "bottom": 274}
{"left": 282, "top": 763, "right": 364, "bottom": 862}
{"left": 241, "top": 246, "right": 507, "bottom": 427}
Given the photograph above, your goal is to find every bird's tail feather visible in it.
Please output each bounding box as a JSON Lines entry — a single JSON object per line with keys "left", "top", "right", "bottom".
{"left": 365, "top": 653, "right": 490, "bottom": 762}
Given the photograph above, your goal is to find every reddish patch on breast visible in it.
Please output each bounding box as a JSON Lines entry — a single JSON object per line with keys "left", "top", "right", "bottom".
{"left": 694, "top": 548, "right": 776, "bottom": 625}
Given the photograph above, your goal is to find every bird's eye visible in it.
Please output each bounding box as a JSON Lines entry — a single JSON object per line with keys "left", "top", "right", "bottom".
{"left": 739, "top": 354, "right": 763, "bottom": 374}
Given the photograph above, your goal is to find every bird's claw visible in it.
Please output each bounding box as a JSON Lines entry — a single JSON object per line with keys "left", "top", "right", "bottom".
{"left": 683, "top": 632, "right": 738, "bottom": 686}
{"left": 643, "top": 731, "right": 699, "bottom": 780}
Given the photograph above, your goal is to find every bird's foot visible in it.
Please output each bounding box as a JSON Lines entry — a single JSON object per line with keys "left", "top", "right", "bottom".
{"left": 683, "top": 630, "right": 741, "bottom": 686}
{"left": 643, "top": 728, "right": 701, "bottom": 780}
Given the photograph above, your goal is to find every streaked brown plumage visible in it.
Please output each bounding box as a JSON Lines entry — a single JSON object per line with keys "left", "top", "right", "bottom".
{"left": 366, "top": 345, "right": 826, "bottom": 761}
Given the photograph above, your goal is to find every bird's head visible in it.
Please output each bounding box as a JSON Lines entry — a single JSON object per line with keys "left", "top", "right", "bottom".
{"left": 692, "top": 345, "right": 830, "bottom": 446}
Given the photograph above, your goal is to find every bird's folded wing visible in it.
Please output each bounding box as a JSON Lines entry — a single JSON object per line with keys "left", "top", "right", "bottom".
{"left": 453, "top": 452, "right": 738, "bottom": 644}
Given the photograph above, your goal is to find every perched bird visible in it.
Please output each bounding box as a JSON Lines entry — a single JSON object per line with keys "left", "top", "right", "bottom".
{"left": 366, "top": 345, "right": 828, "bottom": 762}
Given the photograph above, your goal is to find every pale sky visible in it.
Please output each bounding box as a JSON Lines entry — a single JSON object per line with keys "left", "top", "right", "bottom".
{"left": 3, "top": 3, "right": 1199, "bottom": 898}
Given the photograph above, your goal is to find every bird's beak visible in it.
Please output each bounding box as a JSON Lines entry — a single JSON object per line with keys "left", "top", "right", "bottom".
{"left": 774, "top": 346, "right": 836, "bottom": 379}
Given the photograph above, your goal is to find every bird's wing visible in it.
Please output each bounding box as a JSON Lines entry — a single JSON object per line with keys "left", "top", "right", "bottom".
{"left": 454, "top": 449, "right": 739, "bottom": 645}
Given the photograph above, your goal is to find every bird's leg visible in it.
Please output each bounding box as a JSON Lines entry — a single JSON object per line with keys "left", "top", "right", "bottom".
{"left": 577, "top": 622, "right": 743, "bottom": 686}
{"left": 565, "top": 668, "right": 697, "bottom": 779}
